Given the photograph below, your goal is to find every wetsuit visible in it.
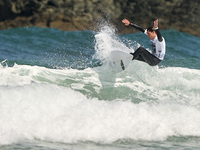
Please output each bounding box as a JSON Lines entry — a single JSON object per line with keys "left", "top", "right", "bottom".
{"left": 130, "top": 23, "right": 166, "bottom": 66}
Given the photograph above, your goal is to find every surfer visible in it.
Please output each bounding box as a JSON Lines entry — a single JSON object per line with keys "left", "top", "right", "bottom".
{"left": 122, "top": 19, "right": 166, "bottom": 66}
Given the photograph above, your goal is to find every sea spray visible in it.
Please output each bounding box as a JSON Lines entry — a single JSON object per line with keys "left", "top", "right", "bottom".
{"left": 1, "top": 83, "right": 200, "bottom": 144}
{"left": 94, "top": 25, "right": 132, "bottom": 62}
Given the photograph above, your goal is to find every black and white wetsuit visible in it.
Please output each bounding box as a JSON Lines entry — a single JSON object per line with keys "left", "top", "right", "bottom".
{"left": 130, "top": 23, "right": 166, "bottom": 66}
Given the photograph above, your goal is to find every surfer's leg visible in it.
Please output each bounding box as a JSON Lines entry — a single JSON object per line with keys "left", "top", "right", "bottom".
{"left": 132, "top": 47, "right": 148, "bottom": 62}
{"left": 132, "top": 47, "right": 161, "bottom": 66}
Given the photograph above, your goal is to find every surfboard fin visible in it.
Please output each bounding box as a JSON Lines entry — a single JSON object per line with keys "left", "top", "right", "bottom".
{"left": 120, "top": 60, "right": 125, "bottom": 70}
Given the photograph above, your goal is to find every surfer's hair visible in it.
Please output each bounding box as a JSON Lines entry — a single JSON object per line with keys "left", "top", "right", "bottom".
{"left": 147, "top": 27, "right": 154, "bottom": 32}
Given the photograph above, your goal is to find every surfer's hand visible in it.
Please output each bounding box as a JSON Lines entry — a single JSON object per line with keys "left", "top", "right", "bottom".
{"left": 153, "top": 19, "right": 158, "bottom": 29}
{"left": 122, "top": 19, "right": 130, "bottom": 26}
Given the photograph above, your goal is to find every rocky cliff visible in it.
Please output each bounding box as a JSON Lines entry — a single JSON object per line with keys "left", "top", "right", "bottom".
{"left": 0, "top": 0, "right": 199, "bottom": 36}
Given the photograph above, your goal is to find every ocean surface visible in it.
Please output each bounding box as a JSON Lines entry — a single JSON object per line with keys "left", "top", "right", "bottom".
{"left": 0, "top": 24, "right": 200, "bottom": 150}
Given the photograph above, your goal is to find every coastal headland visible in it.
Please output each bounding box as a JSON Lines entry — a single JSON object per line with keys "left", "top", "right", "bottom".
{"left": 0, "top": 0, "right": 199, "bottom": 36}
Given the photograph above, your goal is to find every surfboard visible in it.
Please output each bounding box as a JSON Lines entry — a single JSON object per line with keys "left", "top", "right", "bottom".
{"left": 110, "top": 50, "right": 133, "bottom": 73}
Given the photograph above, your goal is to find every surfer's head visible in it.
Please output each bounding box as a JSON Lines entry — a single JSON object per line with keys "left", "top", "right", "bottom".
{"left": 147, "top": 27, "right": 157, "bottom": 40}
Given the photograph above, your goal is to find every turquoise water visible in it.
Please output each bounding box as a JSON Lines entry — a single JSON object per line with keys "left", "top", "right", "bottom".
{"left": 0, "top": 25, "right": 200, "bottom": 150}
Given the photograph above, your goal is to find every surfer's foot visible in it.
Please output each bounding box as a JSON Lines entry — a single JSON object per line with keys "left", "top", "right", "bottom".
{"left": 130, "top": 53, "right": 134, "bottom": 60}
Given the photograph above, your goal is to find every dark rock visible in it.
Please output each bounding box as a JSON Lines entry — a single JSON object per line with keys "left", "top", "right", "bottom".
{"left": 0, "top": 0, "right": 199, "bottom": 36}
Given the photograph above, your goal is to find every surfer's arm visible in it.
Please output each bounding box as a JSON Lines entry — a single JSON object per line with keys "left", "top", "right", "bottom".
{"left": 129, "top": 23, "right": 145, "bottom": 33}
{"left": 155, "top": 29, "right": 163, "bottom": 42}
{"left": 122, "top": 18, "right": 145, "bottom": 33}
{"left": 153, "top": 19, "right": 163, "bottom": 42}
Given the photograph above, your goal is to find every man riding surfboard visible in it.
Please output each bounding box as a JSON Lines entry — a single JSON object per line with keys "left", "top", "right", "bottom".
{"left": 122, "top": 19, "right": 166, "bottom": 66}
